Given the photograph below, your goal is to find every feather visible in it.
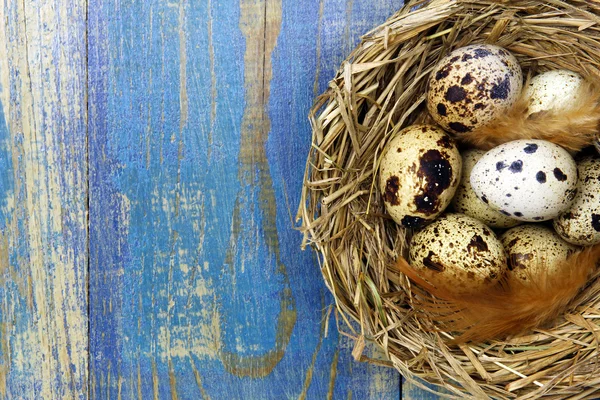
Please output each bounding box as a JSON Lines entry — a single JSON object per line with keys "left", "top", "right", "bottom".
{"left": 458, "top": 80, "right": 600, "bottom": 152}
{"left": 394, "top": 243, "right": 600, "bottom": 343}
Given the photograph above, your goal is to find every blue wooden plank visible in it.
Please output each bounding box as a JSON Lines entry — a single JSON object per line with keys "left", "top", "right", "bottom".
{"left": 270, "top": 0, "right": 405, "bottom": 399}
{"left": 0, "top": 1, "right": 88, "bottom": 398}
{"left": 89, "top": 0, "right": 404, "bottom": 398}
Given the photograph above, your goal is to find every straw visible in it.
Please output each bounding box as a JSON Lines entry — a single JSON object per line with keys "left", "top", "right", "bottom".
{"left": 298, "top": 0, "right": 600, "bottom": 398}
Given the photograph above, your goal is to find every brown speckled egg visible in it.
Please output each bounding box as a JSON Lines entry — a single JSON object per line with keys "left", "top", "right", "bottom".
{"left": 500, "top": 225, "right": 577, "bottom": 284}
{"left": 427, "top": 44, "right": 523, "bottom": 135}
{"left": 379, "top": 124, "right": 462, "bottom": 228}
{"left": 451, "top": 149, "right": 521, "bottom": 228}
{"left": 409, "top": 213, "right": 506, "bottom": 296}
{"left": 553, "top": 157, "right": 600, "bottom": 245}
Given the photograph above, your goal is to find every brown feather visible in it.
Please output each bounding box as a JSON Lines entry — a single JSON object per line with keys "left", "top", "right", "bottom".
{"left": 459, "top": 80, "right": 600, "bottom": 152}
{"left": 395, "top": 243, "right": 600, "bottom": 343}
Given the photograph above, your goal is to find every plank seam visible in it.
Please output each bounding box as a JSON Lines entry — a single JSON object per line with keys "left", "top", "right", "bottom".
{"left": 84, "top": 0, "right": 91, "bottom": 397}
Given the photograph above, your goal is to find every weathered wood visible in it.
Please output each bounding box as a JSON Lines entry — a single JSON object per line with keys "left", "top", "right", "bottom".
{"left": 0, "top": 0, "right": 447, "bottom": 398}
{"left": 88, "top": 0, "right": 405, "bottom": 398}
{"left": 0, "top": 0, "right": 88, "bottom": 398}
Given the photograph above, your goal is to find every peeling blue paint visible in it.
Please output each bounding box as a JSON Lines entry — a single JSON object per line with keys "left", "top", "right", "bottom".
{"left": 89, "top": 0, "right": 406, "bottom": 399}
{"left": 0, "top": 105, "right": 12, "bottom": 231}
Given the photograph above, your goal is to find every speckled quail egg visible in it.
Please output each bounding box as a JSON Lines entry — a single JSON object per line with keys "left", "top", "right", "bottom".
{"left": 379, "top": 124, "right": 462, "bottom": 228}
{"left": 427, "top": 44, "right": 523, "bottom": 135}
{"left": 451, "top": 149, "right": 521, "bottom": 228}
{"left": 554, "top": 157, "right": 600, "bottom": 246}
{"left": 525, "top": 69, "right": 584, "bottom": 116}
{"left": 470, "top": 140, "right": 578, "bottom": 222}
{"left": 500, "top": 224, "right": 577, "bottom": 284}
{"left": 409, "top": 213, "right": 506, "bottom": 296}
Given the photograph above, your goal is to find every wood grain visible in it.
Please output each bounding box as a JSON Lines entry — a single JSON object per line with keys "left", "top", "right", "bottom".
{"left": 88, "top": 0, "right": 406, "bottom": 398}
{"left": 0, "top": 0, "right": 88, "bottom": 398}
{"left": 0, "top": 0, "right": 451, "bottom": 398}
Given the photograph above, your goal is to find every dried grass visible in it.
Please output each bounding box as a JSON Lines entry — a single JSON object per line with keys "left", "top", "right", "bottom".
{"left": 298, "top": 0, "right": 600, "bottom": 398}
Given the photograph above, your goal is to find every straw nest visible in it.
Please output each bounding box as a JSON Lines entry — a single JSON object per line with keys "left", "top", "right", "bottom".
{"left": 298, "top": 1, "right": 600, "bottom": 398}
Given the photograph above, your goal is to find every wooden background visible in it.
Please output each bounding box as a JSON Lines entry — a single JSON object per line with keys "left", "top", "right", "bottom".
{"left": 0, "top": 0, "right": 442, "bottom": 398}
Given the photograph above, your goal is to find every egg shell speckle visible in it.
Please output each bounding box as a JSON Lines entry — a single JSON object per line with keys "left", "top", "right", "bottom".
{"left": 451, "top": 149, "right": 521, "bottom": 228}
{"left": 379, "top": 125, "right": 462, "bottom": 228}
{"left": 409, "top": 213, "right": 506, "bottom": 296}
{"left": 525, "top": 69, "right": 584, "bottom": 115}
{"left": 501, "top": 224, "right": 577, "bottom": 284}
{"left": 553, "top": 157, "right": 600, "bottom": 246}
{"left": 427, "top": 44, "right": 523, "bottom": 135}
{"left": 470, "top": 140, "right": 578, "bottom": 222}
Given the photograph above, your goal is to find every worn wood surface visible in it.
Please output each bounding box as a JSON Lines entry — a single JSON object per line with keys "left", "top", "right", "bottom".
{"left": 0, "top": 0, "right": 445, "bottom": 398}
{"left": 0, "top": 0, "right": 89, "bottom": 398}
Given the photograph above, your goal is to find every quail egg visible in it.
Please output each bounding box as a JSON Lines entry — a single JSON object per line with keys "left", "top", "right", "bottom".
{"left": 409, "top": 213, "right": 506, "bottom": 296}
{"left": 470, "top": 140, "right": 578, "bottom": 222}
{"left": 500, "top": 224, "right": 577, "bottom": 284}
{"left": 427, "top": 44, "right": 523, "bottom": 135}
{"left": 379, "top": 124, "right": 462, "bottom": 228}
{"left": 451, "top": 149, "right": 521, "bottom": 228}
{"left": 554, "top": 157, "right": 600, "bottom": 246}
{"left": 525, "top": 69, "right": 584, "bottom": 116}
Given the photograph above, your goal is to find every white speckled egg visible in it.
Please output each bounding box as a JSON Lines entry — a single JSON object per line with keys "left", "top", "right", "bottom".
{"left": 525, "top": 69, "right": 584, "bottom": 116}
{"left": 379, "top": 125, "right": 461, "bottom": 228}
{"left": 451, "top": 149, "right": 521, "bottom": 228}
{"left": 470, "top": 140, "right": 578, "bottom": 222}
{"left": 427, "top": 44, "right": 523, "bottom": 135}
{"left": 554, "top": 157, "right": 600, "bottom": 245}
{"left": 500, "top": 225, "right": 577, "bottom": 285}
{"left": 409, "top": 213, "right": 506, "bottom": 296}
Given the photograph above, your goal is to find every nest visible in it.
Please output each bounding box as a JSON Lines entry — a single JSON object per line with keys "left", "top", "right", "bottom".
{"left": 298, "top": 1, "right": 600, "bottom": 398}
